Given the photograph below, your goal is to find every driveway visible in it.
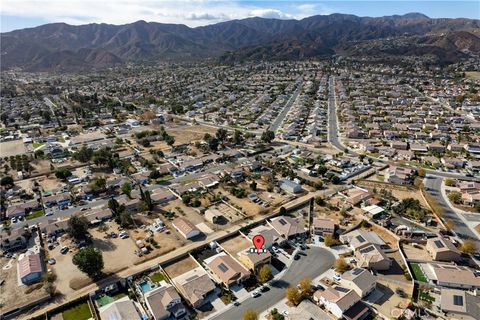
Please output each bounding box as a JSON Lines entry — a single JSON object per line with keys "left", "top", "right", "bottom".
{"left": 209, "top": 247, "right": 335, "bottom": 319}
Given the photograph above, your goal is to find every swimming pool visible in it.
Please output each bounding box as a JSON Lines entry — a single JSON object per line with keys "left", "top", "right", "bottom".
{"left": 139, "top": 281, "right": 152, "bottom": 293}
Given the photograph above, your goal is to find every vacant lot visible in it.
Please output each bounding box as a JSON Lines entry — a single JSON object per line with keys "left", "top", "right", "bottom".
{"left": 220, "top": 234, "right": 251, "bottom": 256}
{"left": 70, "top": 130, "right": 106, "bottom": 144}
{"left": 0, "top": 140, "right": 27, "bottom": 157}
{"left": 213, "top": 203, "right": 245, "bottom": 223}
{"left": 370, "top": 279, "right": 412, "bottom": 319}
{"left": 163, "top": 256, "right": 199, "bottom": 279}
{"left": 168, "top": 124, "right": 217, "bottom": 145}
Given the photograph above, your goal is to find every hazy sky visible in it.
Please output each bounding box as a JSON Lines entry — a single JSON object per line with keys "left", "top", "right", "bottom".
{"left": 1, "top": 0, "right": 479, "bottom": 32}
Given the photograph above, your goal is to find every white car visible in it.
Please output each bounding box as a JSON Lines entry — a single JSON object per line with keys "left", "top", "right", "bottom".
{"left": 251, "top": 291, "right": 260, "bottom": 298}
{"left": 333, "top": 274, "right": 341, "bottom": 282}
{"left": 119, "top": 232, "right": 129, "bottom": 239}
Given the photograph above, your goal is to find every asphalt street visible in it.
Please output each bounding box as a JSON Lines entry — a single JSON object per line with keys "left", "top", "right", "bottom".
{"left": 424, "top": 175, "right": 480, "bottom": 248}
{"left": 270, "top": 79, "right": 303, "bottom": 133}
{"left": 210, "top": 247, "right": 335, "bottom": 320}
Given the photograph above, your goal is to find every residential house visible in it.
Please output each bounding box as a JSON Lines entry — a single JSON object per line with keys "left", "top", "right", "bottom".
{"left": 6, "top": 200, "right": 40, "bottom": 219}
{"left": 340, "top": 230, "right": 386, "bottom": 251}
{"left": 150, "top": 188, "right": 176, "bottom": 205}
{"left": 18, "top": 252, "right": 44, "bottom": 285}
{"left": 421, "top": 263, "right": 480, "bottom": 290}
{"left": 426, "top": 236, "right": 461, "bottom": 262}
{"left": 172, "top": 267, "right": 216, "bottom": 308}
{"left": 172, "top": 218, "right": 201, "bottom": 240}
{"left": 237, "top": 249, "right": 271, "bottom": 271}
{"left": 269, "top": 215, "right": 306, "bottom": 240}
{"left": 311, "top": 218, "right": 336, "bottom": 236}
{"left": 0, "top": 228, "right": 27, "bottom": 251}
{"left": 340, "top": 268, "right": 376, "bottom": 298}
{"left": 278, "top": 179, "right": 302, "bottom": 193}
{"left": 247, "top": 225, "right": 284, "bottom": 249}
{"left": 440, "top": 288, "right": 480, "bottom": 320}
{"left": 204, "top": 208, "right": 223, "bottom": 224}
{"left": 355, "top": 244, "right": 392, "bottom": 271}
{"left": 144, "top": 284, "right": 186, "bottom": 320}
{"left": 99, "top": 296, "right": 142, "bottom": 320}
{"left": 314, "top": 286, "right": 369, "bottom": 320}
{"left": 385, "top": 166, "right": 415, "bottom": 185}
{"left": 205, "top": 252, "right": 251, "bottom": 287}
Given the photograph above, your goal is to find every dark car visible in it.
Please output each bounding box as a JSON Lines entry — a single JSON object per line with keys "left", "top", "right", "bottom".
{"left": 233, "top": 301, "right": 241, "bottom": 307}
{"left": 260, "top": 286, "right": 270, "bottom": 292}
{"left": 294, "top": 254, "right": 300, "bottom": 260}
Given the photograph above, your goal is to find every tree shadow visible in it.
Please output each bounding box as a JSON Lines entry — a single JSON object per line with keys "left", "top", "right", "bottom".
{"left": 270, "top": 279, "right": 289, "bottom": 289}
{"left": 92, "top": 238, "right": 117, "bottom": 252}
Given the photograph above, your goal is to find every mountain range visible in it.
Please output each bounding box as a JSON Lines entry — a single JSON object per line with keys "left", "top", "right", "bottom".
{"left": 1, "top": 13, "right": 479, "bottom": 71}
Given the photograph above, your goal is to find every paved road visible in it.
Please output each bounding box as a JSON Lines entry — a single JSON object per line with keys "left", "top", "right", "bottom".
{"left": 210, "top": 247, "right": 335, "bottom": 320}
{"left": 424, "top": 175, "right": 480, "bottom": 247}
{"left": 270, "top": 79, "right": 303, "bottom": 133}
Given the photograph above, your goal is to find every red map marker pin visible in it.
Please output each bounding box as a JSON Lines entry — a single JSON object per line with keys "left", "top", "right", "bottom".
{"left": 252, "top": 235, "right": 265, "bottom": 252}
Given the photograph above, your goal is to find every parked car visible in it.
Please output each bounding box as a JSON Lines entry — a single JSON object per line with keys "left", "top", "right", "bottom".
{"left": 119, "top": 231, "right": 129, "bottom": 239}
{"left": 260, "top": 286, "right": 270, "bottom": 292}
{"left": 333, "top": 273, "right": 341, "bottom": 282}
{"left": 48, "top": 258, "right": 56, "bottom": 265}
{"left": 251, "top": 291, "right": 261, "bottom": 298}
{"left": 233, "top": 301, "right": 241, "bottom": 307}
{"left": 294, "top": 254, "right": 300, "bottom": 260}
{"left": 60, "top": 246, "right": 69, "bottom": 254}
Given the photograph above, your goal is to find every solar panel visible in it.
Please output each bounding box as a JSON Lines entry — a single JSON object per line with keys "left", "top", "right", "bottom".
{"left": 453, "top": 295, "right": 463, "bottom": 306}
{"left": 360, "top": 246, "right": 375, "bottom": 254}
{"left": 278, "top": 219, "right": 287, "bottom": 226}
{"left": 218, "top": 263, "right": 229, "bottom": 273}
{"left": 434, "top": 240, "right": 445, "bottom": 248}
{"left": 335, "top": 286, "right": 350, "bottom": 293}
{"left": 352, "top": 268, "right": 363, "bottom": 275}
{"left": 356, "top": 235, "right": 366, "bottom": 243}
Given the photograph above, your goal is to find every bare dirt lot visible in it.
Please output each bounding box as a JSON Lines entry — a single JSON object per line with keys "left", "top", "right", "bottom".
{"left": 0, "top": 140, "right": 27, "bottom": 157}
{"left": 163, "top": 256, "right": 199, "bottom": 279}
{"left": 0, "top": 256, "right": 49, "bottom": 314}
{"left": 370, "top": 279, "right": 412, "bottom": 318}
{"left": 402, "top": 242, "right": 431, "bottom": 261}
{"left": 220, "top": 234, "right": 251, "bottom": 256}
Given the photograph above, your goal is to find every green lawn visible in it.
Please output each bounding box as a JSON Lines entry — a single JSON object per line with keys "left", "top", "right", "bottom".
{"left": 62, "top": 302, "right": 91, "bottom": 320}
{"left": 26, "top": 210, "right": 44, "bottom": 220}
{"left": 32, "top": 142, "right": 45, "bottom": 149}
{"left": 156, "top": 175, "right": 173, "bottom": 183}
{"left": 150, "top": 272, "right": 166, "bottom": 283}
{"left": 410, "top": 263, "right": 428, "bottom": 282}
{"left": 419, "top": 290, "right": 435, "bottom": 302}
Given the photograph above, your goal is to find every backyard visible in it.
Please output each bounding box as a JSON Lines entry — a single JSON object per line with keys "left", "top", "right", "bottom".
{"left": 410, "top": 263, "right": 428, "bottom": 282}
{"left": 62, "top": 301, "right": 91, "bottom": 320}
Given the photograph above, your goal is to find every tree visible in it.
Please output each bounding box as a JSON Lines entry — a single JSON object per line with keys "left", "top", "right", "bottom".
{"left": 216, "top": 128, "right": 228, "bottom": 142}
{"left": 243, "top": 309, "right": 258, "bottom": 320}
{"left": 261, "top": 130, "right": 275, "bottom": 143}
{"left": 334, "top": 258, "right": 349, "bottom": 273}
{"left": 119, "top": 211, "right": 134, "bottom": 227}
{"left": 0, "top": 176, "right": 14, "bottom": 188}
{"left": 285, "top": 286, "right": 302, "bottom": 306}
{"left": 445, "top": 179, "right": 456, "bottom": 187}
{"left": 90, "top": 177, "right": 106, "bottom": 193}
{"left": 72, "top": 247, "right": 104, "bottom": 278}
{"left": 257, "top": 265, "right": 273, "bottom": 283}
{"left": 67, "top": 215, "right": 89, "bottom": 241}
{"left": 149, "top": 169, "right": 161, "bottom": 180}
{"left": 298, "top": 277, "right": 313, "bottom": 296}
{"left": 121, "top": 182, "right": 132, "bottom": 198}
{"left": 279, "top": 206, "right": 287, "bottom": 215}
{"left": 417, "top": 168, "right": 426, "bottom": 178}
{"left": 75, "top": 146, "right": 94, "bottom": 163}
{"left": 460, "top": 239, "right": 477, "bottom": 255}
{"left": 233, "top": 130, "right": 243, "bottom": 145}
{"left": 270, "top": 308, "right": 285, "bottom": 320}
{"left": 324, "top": 234, "right": 335, "bottom": 247}
{"left": 448, "top": 191, "right": 462, "bottom": 204}
{"left": 55, "top": 168, "right": 72, "bottom": 181}
{"left": 165, "top": 135, "right": 175, "bottom": 146}
{"left": 250, "top": 181, "right": 257, "bottom": 191}
{"left": 108, "top": 198, "right": 120, "bottom": 216}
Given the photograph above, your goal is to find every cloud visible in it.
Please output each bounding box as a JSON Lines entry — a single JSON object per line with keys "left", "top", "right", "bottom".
{"left": 248, "top": 9, "right": 294, "bottom": 19}
{"left": 1, "top": 0, "right": 301, "bottom": 30}
{"left": 185, "top": 12, "right": 229, "bottom": 21}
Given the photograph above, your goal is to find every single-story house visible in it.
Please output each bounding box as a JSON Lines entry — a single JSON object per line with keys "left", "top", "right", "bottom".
{"left": 172, "top": 267, "right": 216, "bottom": 308}
{"left": 426, "top": 236, "right": 460, "bottom": 262}
{"left": 278, "top": 179, "right": 302, "bottom": 193}
{"left": 99, "top": 296, "right": 142, "bottom": 320}
{"left": 172, "top": 218, "right": 201, "bottom": 240}
{"left": 18, "top": 252, "right": 44, "bottom": 285}
{"left": 205, "top": 252, "right": 251, "bottom": 287}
